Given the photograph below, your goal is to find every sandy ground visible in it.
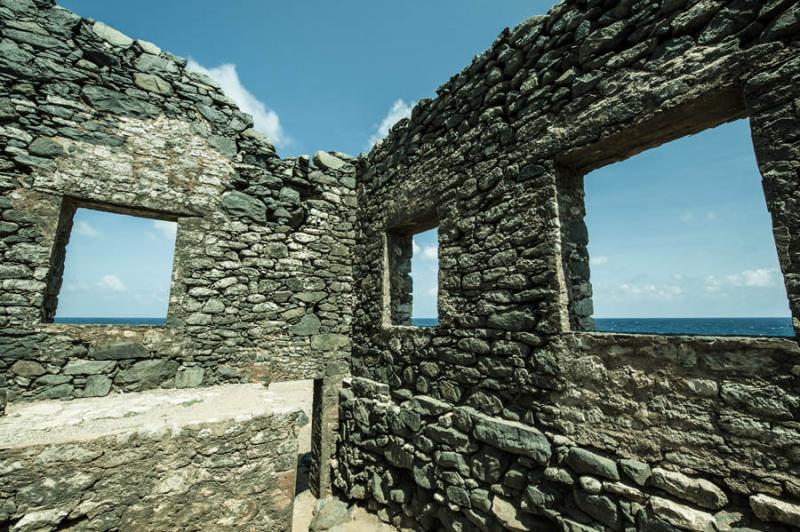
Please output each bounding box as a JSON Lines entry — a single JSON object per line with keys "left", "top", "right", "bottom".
{"left": 267, "top": 380, "right": 396, "bottom": 532}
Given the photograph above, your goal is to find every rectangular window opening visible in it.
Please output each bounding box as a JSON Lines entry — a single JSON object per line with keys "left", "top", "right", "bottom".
{"left": 386, "top": 225, "right": 439, "bottom": 327}
{"left": 563, "top": 119, "right": 793, "bottom": 338}
{"left": 43, "top": 203, "right": 178, "bottom": 326}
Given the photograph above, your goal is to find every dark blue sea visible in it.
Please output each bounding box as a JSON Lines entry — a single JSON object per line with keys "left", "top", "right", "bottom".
{"left": 411, "top": 317, "right": 794, "bottom": 337}
{"left": 55, "top": 317, "right": 793, "bottom": 337}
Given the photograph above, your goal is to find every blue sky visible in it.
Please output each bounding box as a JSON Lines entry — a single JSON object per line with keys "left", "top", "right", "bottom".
{"left": 412, "top": 229, "right": 439, "bottom": 319}
{"left": 54, "top": 1, "right": 790, "bottom": 320}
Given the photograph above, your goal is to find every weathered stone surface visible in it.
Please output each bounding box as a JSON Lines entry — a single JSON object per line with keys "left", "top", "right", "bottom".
{"left": 92, "top": 21, "right": 133, "bottom": 47}
{"left": 650, "top": 468, "right": 728, "bottom": 510}
{"left": 408, "top": 395, "right": 451, "bottom": 416}
{"left": 83, "top": 375, "right": 111, "bottom": 397}
{"left": 174, "top": 367, "right": 204, "bottom": 388}
{"left": 115, "top": 360, "right": 179, "bottom": 387}
{"left": 750, "top": 494, "right": 800, "bottom": 527}
{"left": 314, "top": 151, "right": 346, "bottom": 170}
{"left": 80, "top": 85, "right": 159, "bottom": 117}
{"left": 290, "top": 313, "right": 321, "bottom": 336}
{"left": 574, "top": 491, "right": 620, "bottom": 530}
{"left": 311, "top": 334, "right": 350, "bottom": 351}
{"left": 134, "top": 72, "right": 172, "bottom": 95}
{"left": 491, "top": 496, "right": 536, "bottom": 531}
{"left": 89, "top": 343, "right": 148, "bottom": 360}
{"left": 310, "top": 497, "right": 351, "bottom": 530}
{"left": 567, "top": 448, "right": 619, "bottom": 481}
{"left": 221, "top": 190, "right": 266, "bottom": 221}
{"left": 650, "top": 496, "right": 716, "bottom": 531}
{"left": 619, "top": 458, "right": 651, "bottom": 486}
{"left": 63, "top": 359, "right": 115, "bottom": 375}
{"left": 472, "top": 410, "right": 551, "bottom": 465}
{"left": 10, "top": 360, "right": 46, "bottom": 377}
{"left": 28, "top": 137, "right": 63, "bottom": 157}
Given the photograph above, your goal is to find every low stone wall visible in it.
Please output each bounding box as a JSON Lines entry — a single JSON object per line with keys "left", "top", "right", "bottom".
{"left": 0, "top": 384, "right": 302, "bottom": 531}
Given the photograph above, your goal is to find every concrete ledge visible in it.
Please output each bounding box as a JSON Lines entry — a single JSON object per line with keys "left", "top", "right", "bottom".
{"left": 0, "top": 384, "right": 303, "bottom": 531}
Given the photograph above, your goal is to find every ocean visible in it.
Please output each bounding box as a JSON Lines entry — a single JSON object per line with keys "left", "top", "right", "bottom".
{"left": 411, "top": 317, "right": 794, "bottom": 337}
{"left": 55, "top": 317, "right": 794, "bottom": 337}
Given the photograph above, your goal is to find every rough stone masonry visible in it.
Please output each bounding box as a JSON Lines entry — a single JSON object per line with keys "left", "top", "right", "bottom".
{"left": 0, "top": 0, "right": 354, "bottom": 509}
{"left": 1, "top": 0, "right": 800, "bottom": 531}
{"left": 334, "top": 0, "right": 800, "bottom": 531}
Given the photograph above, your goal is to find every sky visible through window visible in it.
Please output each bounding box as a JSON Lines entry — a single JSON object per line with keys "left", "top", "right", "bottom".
{"left": 411, "top": 228, "right": 439, "bottom": 320}
{"left": 584, "top": 119, "right": 790, "bottom": 319}
{"left": 55, "top": 208, "right": 177, "bottom": 319}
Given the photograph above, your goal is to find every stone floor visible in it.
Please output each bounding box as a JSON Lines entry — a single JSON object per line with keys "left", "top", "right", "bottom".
{"left": 266, "top": 380, "right": 396, "bottom": 532}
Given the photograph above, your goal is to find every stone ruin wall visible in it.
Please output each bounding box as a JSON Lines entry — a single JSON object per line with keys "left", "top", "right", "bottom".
{"left": 335, "top": 1, "right": 800, "bottom": 531}
{"left": 1, "top": 386, "right": 304, "bottom": 531}
{"left": 0, "top": 0, "right": 354, "bottom": 407}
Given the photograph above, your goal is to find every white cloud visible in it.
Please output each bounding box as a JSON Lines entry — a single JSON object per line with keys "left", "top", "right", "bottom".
{"left": 706, "top": 268, "right": 780, "bottom": 292}
{"left": 152, "top": 220, "right": 177, "bottom": 240}
{"left": 679, "top": 211, "right": 693, "bottom": 222}
{"left": 590, "top": 256, "right": 608, "bottom": 266}
{"left": 97, "top": 274, "right": 126, "bottom": 292}
{"left": 412, "top": 238, "right": 437, "bottom": 260}
{"left": 726, "top": 268, "right": 779, "bottom": 288}
{"left": 368, "top": 99, "right": 414, "bottom": 148}
{"left": 706, "top": 211, "right": 719, "bottom": 221}
{"left": 617, "top": 283, "right": 682, "bottom": 300}
{"left": 186, "top": 59, "right": 287, "bottom": 147}
{"left": 74, "top": 220, "right": 100, "bottom": 238}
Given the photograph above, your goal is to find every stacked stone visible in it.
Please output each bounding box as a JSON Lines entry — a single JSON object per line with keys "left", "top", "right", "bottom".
{"left": 1, "top": 386, "right": 304, "bottom": 531}
{"left": 338, "top": 0, "right": 800, "bottom": 530}
{"left": 337, "top": 375, "right": 800, "bottom": 531}
{"left": 0, "top": 0, "right": 354, "bottom": 403}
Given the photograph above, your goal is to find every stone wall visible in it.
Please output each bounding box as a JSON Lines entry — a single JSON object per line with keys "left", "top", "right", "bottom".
{"left": 336, "top": 1, "right": 800, "bottom": 531}
{"left": 0, "top": 384, "right": 303, "bottom": 531}
{"left": 0, "top": 0, "right": 354, "bottom": 406}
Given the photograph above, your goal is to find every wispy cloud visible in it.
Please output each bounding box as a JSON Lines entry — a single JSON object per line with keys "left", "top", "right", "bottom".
{"left": 412, "top": 238, "right": 438, "bottom": 261}
{"left": 706, "top": 268, "right": 781, "bottom": 292}
{"left": 679, "top": 211, "right": 693, "bottom": 222}
{"left": 726, "top": 268, "right": 779, "bottom": 288}
{"left": 97, "top": 274, "right": 126, "bottom": 292}
{"left": 187, "top": 60, "right": 287, "bottom": 148}
{"left": 590, "top": 256, "right": 608, "bottom": 266}
{"left": 422, "top": 245, "right": 438, "bottom": 260}
{"left": 74, "top": 220, "right": 100, "bottom": 238}
{"left": 152, "top": 220, "right": 177, "bottom": 240}
{"left": 368, "top": 99, "right": 414, "bottom": 149}
{"left": 618, "top": 283, "right": 683, "bottom": 300}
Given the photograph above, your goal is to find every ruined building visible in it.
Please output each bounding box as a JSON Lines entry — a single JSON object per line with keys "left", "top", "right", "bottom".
{"left": 1, "top": 0, "right": 799, "bottom": 530}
